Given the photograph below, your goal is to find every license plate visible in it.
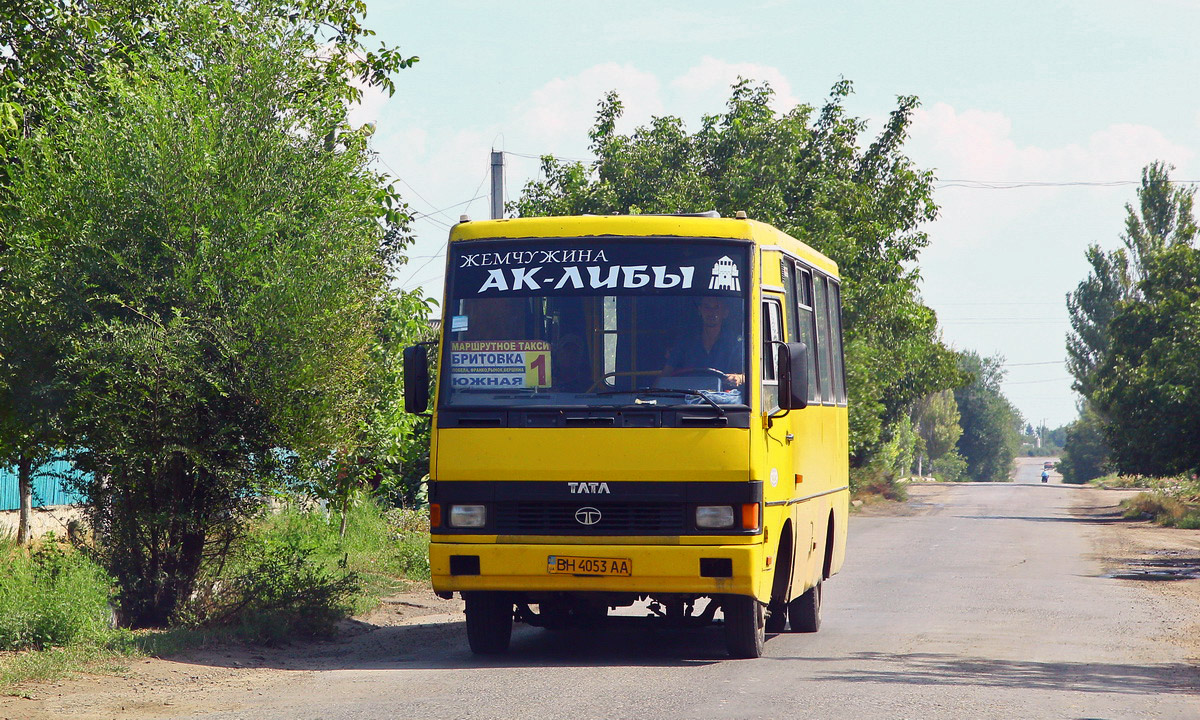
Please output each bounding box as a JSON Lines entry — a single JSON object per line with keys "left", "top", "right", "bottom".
{"left": 547, "top": 555, "right": 632, "bottom": 576}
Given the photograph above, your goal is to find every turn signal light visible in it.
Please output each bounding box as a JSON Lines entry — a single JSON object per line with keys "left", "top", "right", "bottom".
{"left": 429, "top": 503, "right": 442, "bottom": 528}
{"left": 741, "top": 503, "right": 760, "bottom": 531}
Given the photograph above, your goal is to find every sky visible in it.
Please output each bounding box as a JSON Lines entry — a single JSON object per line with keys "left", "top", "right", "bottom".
{"left": 355, "top": 0, "right": 1200, "bottom": 429}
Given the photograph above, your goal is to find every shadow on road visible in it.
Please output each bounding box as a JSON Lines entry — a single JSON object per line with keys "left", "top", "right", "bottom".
{"left": 956, "top": 514, "right": 1127, "bottom": 524}
{"left": 166, "top": 619, "right": 735, "bottom": 672}
{"left": 772, "top": 651, "right": 1198, "bottom": 696}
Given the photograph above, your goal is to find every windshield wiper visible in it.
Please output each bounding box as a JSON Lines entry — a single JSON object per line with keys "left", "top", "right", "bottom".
{"left": 595, "top": 387, "right": 726, "bottom": 415}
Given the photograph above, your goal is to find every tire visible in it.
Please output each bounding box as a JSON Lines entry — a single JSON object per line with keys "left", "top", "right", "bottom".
{"left": 788, "top": 581, "right": 821, "bottom": 633}
{"left": 765, "top": 598, "right": 787, "bottom": 633}
{"left": 723, "top": 594, "right": 765, "bottom": 658}
{"left": 464, "top": 592, "right": 513, "bottom": 654}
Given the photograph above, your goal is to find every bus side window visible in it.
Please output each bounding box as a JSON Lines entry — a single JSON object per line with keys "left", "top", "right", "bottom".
{"left": 829, "top": 281, "right": 847, "bottom": 404}
{"left": 781, "top": 259, "right": 798, "bottom": 340}
{"left": 813, "top": 274, "right": 834, "bottom": 404}
{"left": 761, "top": 298, "right": 783, "bottom": 412}
{"left": 795, "top": 268, "right": 821, "bottom": 404}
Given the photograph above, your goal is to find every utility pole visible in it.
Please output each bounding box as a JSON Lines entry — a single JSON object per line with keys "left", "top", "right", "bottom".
{"left": 490, "top": 150, "right": 505, "bottom": 219}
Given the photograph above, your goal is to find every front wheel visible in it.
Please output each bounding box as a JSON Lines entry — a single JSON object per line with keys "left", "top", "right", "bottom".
{"left": 464, "top": 592, "right": 513, "bottom": 654}
{"left": 788, "top": 581, "right": 822, "bottom": 633}
{"left": 723, "top": 594, "right": 765, "bottom": 658}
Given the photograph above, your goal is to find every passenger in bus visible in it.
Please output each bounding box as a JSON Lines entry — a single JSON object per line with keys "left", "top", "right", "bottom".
{"left": 662, "top": 296, "right": 745, "bottom": 387}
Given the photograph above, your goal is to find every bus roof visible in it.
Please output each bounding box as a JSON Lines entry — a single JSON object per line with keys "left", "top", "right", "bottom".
{"left": 449, "top": 215, "right": 839, "bottom": 276}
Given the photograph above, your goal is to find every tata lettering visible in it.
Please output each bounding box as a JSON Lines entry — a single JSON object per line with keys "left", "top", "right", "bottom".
{"left": 568, "top": 482, "right": 610, "bottom": 494}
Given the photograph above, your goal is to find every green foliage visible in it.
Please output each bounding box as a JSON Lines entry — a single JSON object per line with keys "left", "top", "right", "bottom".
{"left": 2, "top": 2, "right": 415, "bottom": 626}
{"left": 912, "top": 389, "right": 963, "bottom": 473}
{"left": 952, "top": 351, "right": 1022, "bottom": 482}
{"left": 185, "top": 499, "right": 429, "bottom": 641}
{"left": 1066, "top": 244, "right": 1131, "bottom": 401}
{"left": 1093, "top": 244, "right": 1200, "bottom": 477}
{"left": 1056, "top": 402, "right": 1110, "bottom": 483}
{"left": 191, "top": 525, "right": 362, "bottom": 642}
{"left": 930, "top": 450, "right": 968, "bottom": 482}
{"left": 876, "top": 418, "right": 918, "bottom": 478}
{"left": 514, "top": 79, "right": 966, "bottom": 465}
{"left": 0, "top": 536, "right": 117, "bottom": 651}
{"left": 1064, "top": 161, "right": 1197, "bottom": 477}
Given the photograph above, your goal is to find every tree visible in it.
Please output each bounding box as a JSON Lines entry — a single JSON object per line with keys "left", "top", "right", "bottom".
{"left": 313, "top": 288, "right": 437, "bottom": 537}
{"left": 3, "top": 2, "right": 414, "bottom": 625}
{"left": 912, "top": 389, "right": 962, "bottom": 475}
{"left": 1056, "top": 402, "right": 1109, "bottom": 484}
{"left": 1065, "top": 245, "right": 1130, "bottom": 401}
{"left": 1064, "top": 161, "right": 1197, "bottom": 478}
{"left": 515, "top": 80, "right": 965, "bottom": 466}
{"left": 2, "top": 1, "right": 416, "bottom": 549}
{"left": 1093, "top": 245, "right": 1200, "bottom": 477}
{"left": 953, "top": 351, "right": 1022, "bottom": 482}
{"left": 1120, "top": 162, "right": 1197, "bottom": 286}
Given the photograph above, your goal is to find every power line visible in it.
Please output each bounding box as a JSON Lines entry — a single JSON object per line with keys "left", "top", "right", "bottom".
{"left": 933, "top": 301, "right": 1063, "bottom": 306}
{"left": 1004, "top": 377, "right": 1073, "bottom": 385}
{"left": 413, "top": 194, "right": 485, "bottom": 224}
{"left": 504, "top": 150, "right": 591, "bottom": 164}
{"left": 935, "top": 178, "right": 1200, "bottom": 190}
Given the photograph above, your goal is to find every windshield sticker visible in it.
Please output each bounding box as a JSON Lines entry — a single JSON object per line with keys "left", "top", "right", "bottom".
{"left": 449, "top": 341, "right": 552, "bottom": 389}
{"left": 709, "top": 256, "right": 741, "bottom": 292}
{"left": 450, "top": 315, "right": 469, "bottom": 332}
{"left": 450, "top": 240, "right": 747, "bottom": 299}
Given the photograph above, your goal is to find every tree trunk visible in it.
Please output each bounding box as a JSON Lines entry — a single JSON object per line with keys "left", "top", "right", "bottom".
{"left": 16, "top": 455, "right": 33, "bottom": 547}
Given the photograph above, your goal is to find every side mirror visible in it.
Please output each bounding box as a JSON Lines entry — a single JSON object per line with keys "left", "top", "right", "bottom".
{"left": 777, "top": 342, "right": 809, "bottom": 410}
{"left": 403, "top": 345, "right": 430, "bottom": 413}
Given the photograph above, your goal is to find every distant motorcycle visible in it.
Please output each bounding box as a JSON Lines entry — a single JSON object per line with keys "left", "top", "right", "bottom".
{"left": 1040, "top": 470, "right": 1049, "bottom": 483}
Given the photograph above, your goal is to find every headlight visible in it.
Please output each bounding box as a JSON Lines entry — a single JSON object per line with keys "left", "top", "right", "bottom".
{"left": 448, "top": 504, "right": 487, "bottom": 528}
{"left": 696, "top": 505, "right": 735, "bottom": 529}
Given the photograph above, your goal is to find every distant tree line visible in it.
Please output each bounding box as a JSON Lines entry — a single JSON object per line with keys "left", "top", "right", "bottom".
{"left": 1060, "top": 162, "right": 1198, "bottom": 483}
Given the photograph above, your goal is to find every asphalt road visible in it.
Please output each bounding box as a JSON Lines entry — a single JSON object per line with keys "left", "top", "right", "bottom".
{"left": 170, "top": 462, "right": 1200, "bottom": 719}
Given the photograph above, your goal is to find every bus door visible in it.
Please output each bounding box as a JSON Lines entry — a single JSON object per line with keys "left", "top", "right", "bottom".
{"left": 760, "top": 294, "right": 801, "bottom": 568}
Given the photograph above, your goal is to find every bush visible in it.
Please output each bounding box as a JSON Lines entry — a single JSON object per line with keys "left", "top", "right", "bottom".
{"left": 1122, "top": 493, "right": 1189, "bottom": 525}
{"left": 200, "top": 531, "right": 361, "bottom": 643}
{"left": 183, "top": 498, "right": 429, "bottom": 641}
{"left": 850, "top": 465, "right": 908, "bottom": 502}
{"left": 930, "top": 451, "right": 968, "bottom": 483}
{"left": 0, "top": 536, "right": 116, "bottom": 650}
{"left": 1177, "top": 514, "right": 1200, "bottom": 530}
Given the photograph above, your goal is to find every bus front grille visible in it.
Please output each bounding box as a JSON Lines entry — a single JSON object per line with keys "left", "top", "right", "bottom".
{"left": 494, "top": 502, "right": 686, "bottom": 535}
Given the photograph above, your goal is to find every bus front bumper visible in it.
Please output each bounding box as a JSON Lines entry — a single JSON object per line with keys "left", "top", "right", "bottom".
{"left": 430, "top": 540, "right": 764, "bottom": 598}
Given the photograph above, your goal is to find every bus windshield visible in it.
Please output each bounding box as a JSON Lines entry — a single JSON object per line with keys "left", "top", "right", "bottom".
{"left": 440, "top": 237, "right": 750, "bottom": 408}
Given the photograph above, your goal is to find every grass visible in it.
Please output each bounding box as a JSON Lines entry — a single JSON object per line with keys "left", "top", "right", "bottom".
{"left": 0, "top": 533, "right": 140, "bottom": 695}
{"left": 1121, "top": 491, "right": 1200, "bottom": 529}
{"left": 0, "top": 499, "right": 431, "bottom": 694}
{"left": 1090, "top": 473, "right": 1154, "bottom": 489}
{"left": 0, "top": 534, "right": 121, "bottom": 652}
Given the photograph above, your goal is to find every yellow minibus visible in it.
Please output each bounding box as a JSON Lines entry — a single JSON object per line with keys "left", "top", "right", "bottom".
{"left": 404, "top": 212, "right": 848, "bottom": 658}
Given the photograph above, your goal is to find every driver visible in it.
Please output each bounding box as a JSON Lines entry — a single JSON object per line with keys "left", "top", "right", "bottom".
{"left": 663, "top": 296, "right": 745, "bottom": 387}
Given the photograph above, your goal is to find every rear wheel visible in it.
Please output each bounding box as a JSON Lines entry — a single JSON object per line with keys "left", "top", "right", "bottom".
{"left": 723, "top": 594, "right": 765, "bottom": 658}
{"left": 464, "top": 592, "right": 513, "bottom": 654}
{"left": 788, "top": 581, "right": 822, "bottom": 633}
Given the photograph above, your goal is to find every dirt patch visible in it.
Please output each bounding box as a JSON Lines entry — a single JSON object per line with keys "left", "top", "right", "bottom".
{"left": 1070, "top": 487, "right": 1200, "bottom": 662}
{"left": 853, "top": 482, "right": 954, "bottom": 517}
{"left": 0, "top": 587, "right": 465, "bottom": 720}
